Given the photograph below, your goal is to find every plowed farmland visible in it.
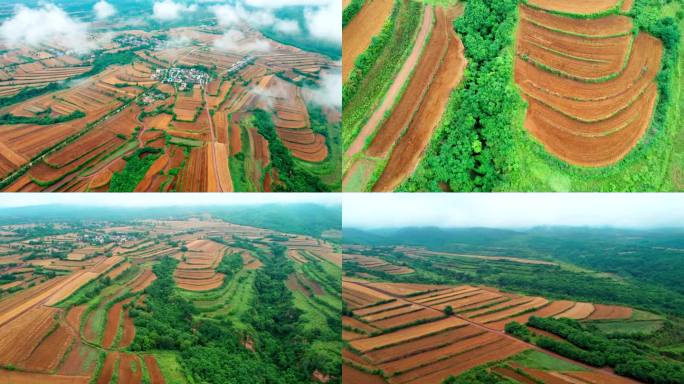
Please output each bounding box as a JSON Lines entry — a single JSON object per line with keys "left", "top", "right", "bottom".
{"left": 343, "top": 4, "right": 466, "bottom": 191}
{"left": 342, "top": 278, "right": 657, "bottom": 383}
{"left": 515, "top": 3, "right": 663, "bottom": 167}
{"left": 342, "top": 0, "right": 394, "bottom": 81}
{"left": 0, "top": 22, "right": 341, "bottom": 192}
{"left": 0, "top": 210, "right": 342, "bottom": 383}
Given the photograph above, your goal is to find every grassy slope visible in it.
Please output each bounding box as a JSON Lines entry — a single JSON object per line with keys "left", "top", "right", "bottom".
{"left": 154, "top": 351, "right": 190, "bottom": 384}
{"left": 511, "top": 350, "right": 586, "bottom": 371}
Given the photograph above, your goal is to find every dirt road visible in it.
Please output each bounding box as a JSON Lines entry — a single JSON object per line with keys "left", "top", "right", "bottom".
{"left": 345, "top": 5, "right": 434, "bottom": 160}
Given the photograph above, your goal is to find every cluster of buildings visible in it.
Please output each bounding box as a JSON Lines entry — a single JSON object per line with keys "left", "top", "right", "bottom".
{"left": 152, "top": 67, "right": 209, "bottom": 90}
{"left": 228, "top": 56, "right": 255, "bottom": 75}
{"left": 114, "top": 34, "right": 162, "bottom": 49}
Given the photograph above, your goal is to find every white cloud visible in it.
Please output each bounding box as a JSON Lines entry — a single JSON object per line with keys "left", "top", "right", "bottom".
{"left": 94, "top": 0, "right": 116, "bottom": 20}
{"left": 306, "top": 70, "right": 341, "bottom": 108}
{"left": 164, "top": 33, "right": 194, "bottom": 48}
{"left": 304, "top": 0, "right": 341, "bottom": 43}
{"left": 152, "top": 0, "right": 198, "bottom": 21}
{"left": 213, "top": 29, "right": 271, "bottom": 53}
{"left": 243, "top": 0, "right": 332, "bottom": 7}
{"left": 212, "top": 0, "right": 339, "bottom": 43}
{"left": 0, "top": 3, "right": 96, "bottom": 54}
{"left": 343, "top": 193, "right": 684, "bottom": 229}
{"left": 211, "top": 3, "right": 301, "bottom": 35}
{"left": 274, "top": 19, "right": 300, "bottom": 34}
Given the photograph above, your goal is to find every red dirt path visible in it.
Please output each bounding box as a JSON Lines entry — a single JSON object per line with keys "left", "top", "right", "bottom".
{"left": 345, "top": 4, "right": 434, "bottom": 159}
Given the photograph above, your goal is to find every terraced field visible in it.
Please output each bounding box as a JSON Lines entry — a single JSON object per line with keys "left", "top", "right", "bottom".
{"left": 515, "top": 1, "right": 662, "bottom": 167}
{"left": 342, "top": 279, "right": 652, "bottom": 383}
{"left": 0, "top": 211, "right": 343, "bottom": 383}
{"left": 0, "top": 24, "right": 341, "bottom": 192}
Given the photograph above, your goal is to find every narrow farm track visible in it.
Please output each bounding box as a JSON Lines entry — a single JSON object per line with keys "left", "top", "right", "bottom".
{"left": 350, "top": 281, "right": 641, "bottom": 383}
{"left": 373, "top": 6, "right": 466, "bottom": 191}
{"left": 345, "top": 5, "right": 434, "bottom": 160}
{"left": 343, "top": 0, "right": 394, "bottom": 81}
{"left": 366, "top": 7, "right": 449, "bottom": 158}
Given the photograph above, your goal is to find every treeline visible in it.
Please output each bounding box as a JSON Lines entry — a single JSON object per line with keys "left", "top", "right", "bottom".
{"left": 249, "top": 244, "right": 341, "bottom": 381}
{"left": 253, "top": 109, "right": 330, "bottom": 192}
{"left": 342, "top": 0, "right": 365, "bottom": 28}
{"left": 521, "top": 317, "right": 684, "bottom": 384}
{"left": 401, "top": 0, "right": 522, "bottom": 191}
{"left": 0, "top": 110, "right": 85, "bottom": 125}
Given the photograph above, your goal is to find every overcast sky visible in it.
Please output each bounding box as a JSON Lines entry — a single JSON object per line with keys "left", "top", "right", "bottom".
{"left": 0, "top": 193, "right": 340, "bottom": 208}
{"left": 343, "top": 193, "right": 684, "bottom": 229}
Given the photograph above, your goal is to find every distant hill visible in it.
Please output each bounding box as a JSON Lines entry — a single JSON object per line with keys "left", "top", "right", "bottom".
{"left": 0, "top": 203, "right": 341, "bottom": 238}
{"left": 344, "top": 226, "right": 684, "bottom": 296}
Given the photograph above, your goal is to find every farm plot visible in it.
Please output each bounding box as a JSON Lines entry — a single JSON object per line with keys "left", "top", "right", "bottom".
{"left": 342, "top": 280, "right": 393, "bottom": 310}
{"left": 173, "top": 239, "right": 227, "bottom": 291}
{"left": 343, "top": 0, "right": 394, "bottom": 81}
{"left": 371, "top": 6, "right": 466, "bottom": 192}
{"left": 515, "top": 4, "right": 664, "bottom": 167}
{"left": 342, "top": 279, "right": 659, "bottom": 383}
{"left": 346, "top": 315, "right": 528, "bottom": 383}
{"left": 258, "top": 76, "right": 328, "bottom": 162}
{"left": 176, "top": 145, "right": 208, "bottom": 192}
{"left": 344, "top": 253, "right": 414, "bottom": 275}
{"left": 174, "top": 85, "right": 204, "bottom": 122}
{"left": 344, "top": 5, "right": 466, "bottom": 191}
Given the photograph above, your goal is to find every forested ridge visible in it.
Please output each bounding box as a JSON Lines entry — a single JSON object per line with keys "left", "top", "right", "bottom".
{"left": 130, "top": 246, "right": 340, "bottom": 383}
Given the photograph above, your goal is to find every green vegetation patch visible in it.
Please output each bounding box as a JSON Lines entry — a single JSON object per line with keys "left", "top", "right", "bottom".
{"left": 109, "top": 147, "right": 162, "bottom": 192}
{"left": 154, "top": 352, "right": 189, "bottom": 384}
{"left": 592, "top": 320, "right": 665, "bottom": 335}
{"left": 168, "top": 137, "right": 203, "bottom": 147}
{"left": 510, "top": 349, "right": 586, "bottom": 371}
{"left": 0, "top": 110, "right": 85, "bottom": 125}
{"left": 253, "top": 109, "right": 330, "bottom": 191}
